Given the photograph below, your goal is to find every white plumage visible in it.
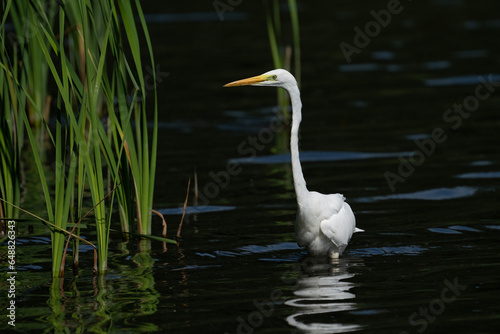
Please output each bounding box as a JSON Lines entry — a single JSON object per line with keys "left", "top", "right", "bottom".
{"left": 225, "top": 69, "right": 363, "bottom": 258}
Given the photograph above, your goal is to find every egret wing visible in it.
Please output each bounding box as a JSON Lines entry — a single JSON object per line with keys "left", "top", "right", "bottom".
{"left": 319, "top": 203, "right": 356, "bottom": 249}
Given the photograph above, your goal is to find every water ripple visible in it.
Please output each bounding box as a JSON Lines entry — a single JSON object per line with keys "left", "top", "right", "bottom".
{"left": 351, "top": 245, "right": 426, "bottom": 256}
{"left": 455, "top": 171, "right": 500, "bottom": 179}
{"left": 424, "top": 74, "right": 500, "bottom": 87}
{"left": 156, "top": 205, "right": 236, "bottom": 215}
{"left": 428, "top": 227, "right": 463, "bottom": 234}
{"left": 356, "top": 186, "right": 478, "bottom": 202}
{"left": 230, "top": 150, "right": 411, "bottom": 164}
{"left": 285, "top": 266, "right": 364, "bottom": 333}
{"left": 196, "top": 242, "right": 301, "bottom": 259}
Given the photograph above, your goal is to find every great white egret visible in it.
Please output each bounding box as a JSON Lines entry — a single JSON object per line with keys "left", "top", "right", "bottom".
{"left": 224, "top": 69, "right": 363, "bottom": 258}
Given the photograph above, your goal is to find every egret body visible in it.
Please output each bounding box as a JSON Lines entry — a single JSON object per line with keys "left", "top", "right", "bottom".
{"left": 224, "top": 69, "right": 363, "bottom": 258}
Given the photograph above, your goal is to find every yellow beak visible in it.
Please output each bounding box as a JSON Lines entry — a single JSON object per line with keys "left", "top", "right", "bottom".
{"left": 223, "top": 74, "right": 269, "bottom": 87}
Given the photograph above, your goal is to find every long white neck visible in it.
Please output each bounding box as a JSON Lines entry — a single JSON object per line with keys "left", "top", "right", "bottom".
{"left": 286, "top": 85, "right": 308, "bottom": 203}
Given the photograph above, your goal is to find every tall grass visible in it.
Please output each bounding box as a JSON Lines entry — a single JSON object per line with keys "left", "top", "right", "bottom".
{"left": 0, "top": 0, "right": 161, "bottom": 276}
{"left": 0, "top": 63, "right": 22, "bottom": 221}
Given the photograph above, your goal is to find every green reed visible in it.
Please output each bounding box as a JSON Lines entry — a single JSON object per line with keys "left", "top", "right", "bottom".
{"left": 0, "top": 0, "right": 162, "bottom": 276}
{"left": 263, "top": 0, "right": 301, "bottom": 120}
{"left": 0, "top": 62, "right": 22, "bottom": 221}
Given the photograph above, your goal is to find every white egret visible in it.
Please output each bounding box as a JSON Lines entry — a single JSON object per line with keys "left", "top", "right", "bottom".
{"left": 224, "top": 69, "right": 363, "bottom": 258}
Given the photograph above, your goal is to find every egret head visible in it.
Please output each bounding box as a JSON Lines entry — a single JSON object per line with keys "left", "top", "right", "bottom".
{"left": 224, "top": 69, "right": 297, "bottom": 90}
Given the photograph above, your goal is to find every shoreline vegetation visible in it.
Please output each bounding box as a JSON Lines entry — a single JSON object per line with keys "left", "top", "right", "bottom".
{"left": 0, "top": 0, "right": 171, "bottom": 277}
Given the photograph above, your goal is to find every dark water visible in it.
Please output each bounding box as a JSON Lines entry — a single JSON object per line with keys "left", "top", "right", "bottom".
{"left": 2, "top": 1, "right": 500, "bottom": 333}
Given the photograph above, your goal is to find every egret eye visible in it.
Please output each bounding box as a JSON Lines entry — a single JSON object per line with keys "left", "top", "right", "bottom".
{"left": 271, "top": 75, "right": 278, "bottom": 80}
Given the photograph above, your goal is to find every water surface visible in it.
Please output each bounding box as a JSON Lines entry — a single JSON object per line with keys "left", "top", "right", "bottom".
{"left": 1, "top": 1, "right": 499, "bottom": 333}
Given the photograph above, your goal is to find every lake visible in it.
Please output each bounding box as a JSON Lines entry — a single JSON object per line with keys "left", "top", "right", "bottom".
{"left": 1, "top": 1, "right": 499, "bottom": 333}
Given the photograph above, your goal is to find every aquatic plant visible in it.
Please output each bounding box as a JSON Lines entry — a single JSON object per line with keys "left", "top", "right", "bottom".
{"left": 263, "top": 0, "right": 301, "bottom": 120}
{"left": 0, "top": 0, "right": 162, "bottom": 276}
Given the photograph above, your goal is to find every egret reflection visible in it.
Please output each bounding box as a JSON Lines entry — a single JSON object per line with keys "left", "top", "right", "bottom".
{"left": 285, "top": 258, "right": 363, "bottom": 333}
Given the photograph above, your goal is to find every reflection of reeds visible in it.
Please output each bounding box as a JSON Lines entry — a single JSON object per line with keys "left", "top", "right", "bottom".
{"left": 0, "top": 0, "right": 160, "bottom": 276}
{"left": 263, "top": 0, "right": 301, "bottom": 121}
